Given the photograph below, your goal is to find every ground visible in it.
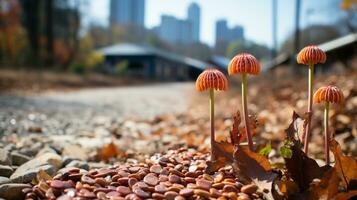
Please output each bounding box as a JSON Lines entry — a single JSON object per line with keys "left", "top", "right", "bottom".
{"left": 0, "top": 69, "right": 356, "bottom": 200}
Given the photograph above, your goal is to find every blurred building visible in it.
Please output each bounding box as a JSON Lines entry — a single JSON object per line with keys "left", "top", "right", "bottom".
{"left": 154, "top": 2, "right": 201, "bottom": 45}
{"left": 99, "top": 43, "right": 209, "bottom": 80}
{"left": 109, "top": 0, "right": 145, "bottom": 27}
{"left": 156, "top": 15, "right": 192, "bottom": 44}
{"left": 187, "top": 2, "right": 200, "bottom": 42}
{"left": 215, "top": 19, "right": 244, "bottom": 45}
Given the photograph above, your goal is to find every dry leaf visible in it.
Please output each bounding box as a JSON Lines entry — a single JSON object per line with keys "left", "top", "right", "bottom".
{"left": 307, "top": 168, "right": 340, "bottom": 200}
{"left": 275, "top": 179, "right": 300, "bottom": 198}
{"left": 240, "top": 114, "right": 258, "bottom": 143}
{"left": 32, "top": 169, "right": 52, "bottom": 185}
{"left": 205, "top": 141, "right": 234, "bottom": 174}
{"left": 332, "top": 190, "right": 357, "bottom": 200}
{"left": 284, "top": 112, "right": 331, "bottom": 191}
{"left": 96, "top": 142, "right": 126, "bottom": 162}
{"left": 330, "top": 139, "right": 357, "bottom": 190}
{"left": 233, "top": 146, "right": 279, "bottom": 200}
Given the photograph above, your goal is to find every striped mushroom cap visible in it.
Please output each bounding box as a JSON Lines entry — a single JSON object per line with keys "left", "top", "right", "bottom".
{"left": 297, "top": 45, "right": 326, "bottom": 65}
{"left": 196, "top": 68, "right": 228, "bottom": 91}
{"left": 228, "top": 53, "right": 260, "bottom": 75}
{"left": 313, "top": 85, "right": 344, "bottom": 104}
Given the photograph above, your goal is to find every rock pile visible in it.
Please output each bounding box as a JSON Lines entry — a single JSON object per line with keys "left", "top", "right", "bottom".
{"left": 23, "top": 148, "right": 260, "bottom": 200}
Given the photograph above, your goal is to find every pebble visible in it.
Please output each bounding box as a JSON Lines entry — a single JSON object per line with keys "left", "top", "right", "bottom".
{"left": 237, "top": 192, "right": 251, "bottom": 200}
{"left": 10, "top": 152, "right": 30, "bottom": 166}
{"left": 179, "top": 188, "right": 193, "bottom": 197}
{"left": 169, "top": 174, "right": 180, "bottom": 183}
{"left": 116, "top": 186, "right": 131, "bottom": 195}
{"left": 0, "top": 183, "right": 31, "bottom": 200}
{"left": 20, "top": 148, "right": 261, "bottom": 199}
{"left": 164, "top": 191, "right": 178, "bottom": 200}
{"left": 10, "top": 164, "right": 56, "bottom": 183}
{"left": 196, "top": 179, "right": 212, "bottom": 191}
{"left": 194, "top": 189, "right": 210, "bottom": 198}
{"left": 65, "top": 160, "right": 89, "bottom": 170}
{"left": 150, "top": 165, "right": 162, "bottom": 174}
{"left": 0, "top": 165, "right": 13, "bottom": 178}
{"left": 143, "top": 173, "right": 159, "bottom": 186}
{"left": 241, "top": 183, "right": 258, "bottom": 194}
{"left": 0, "top": 149, "right": 11, "bottom": 166}
{"left": 134, "top": 188, "right": 150, "bottom": 198}
{"left": 0, "top": 177, "right": 10, "bottom": 185}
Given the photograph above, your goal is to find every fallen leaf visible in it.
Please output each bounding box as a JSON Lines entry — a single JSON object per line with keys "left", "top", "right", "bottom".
{"left": 284, "top": 112, "right": 331, "bottom": 191}
{"left": 96, "top": 142, "right": 126, "bottom": 162}
{"left": 205, "top": 141, "right": 234, "bottom": 174}
{"left": 275, "top": 178, "right": 300, "bottom": 198}
{"left": 332, "top": 190, "right": 357, "bottom": 200}
{"left": 32, "top": 169, "right": 52, "bottom": 185}
{"left": 239, "top": 114, "right": 258, "bottom": 143}
{"left": 307, "top": 168, "right": 340, "bottom": 200}
{"left": 330, "top": 139, "right": 357, "bottom": 190}
{"left": 232, "top": 146, "right": 279, "bottom": 200}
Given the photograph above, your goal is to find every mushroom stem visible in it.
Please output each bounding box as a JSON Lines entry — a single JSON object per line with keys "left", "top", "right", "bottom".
{"left": 324, "top": 101, "right": 330, "bottom": 164}
{"left": 209, "top": 88, "right": 216, "bottom": 160}
{"left": 241, "top": 73, "right": 253, "bottom": 151}
{"left": 304, "top": 63, "right": 314, "bottom": 153}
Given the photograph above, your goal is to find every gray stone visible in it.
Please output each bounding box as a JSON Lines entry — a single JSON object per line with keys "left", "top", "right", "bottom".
{"left": 62, "top": 144, "right": 89, "bottom": 161}
{"left": 66, "top": 160, "right": 89, "bottom": 170}
{"left": 10, "top": 164, "right": 56, "bottom": 183}
{"left": 88, "top": 162, "right": 110, "bottom": 170}
{"left": 10, "top": 152, "right": 30, "bottom": 166}
{"left": 62, "top": 156, "right": 75, "bottom": 167}
{"left": 0, "top": 165, "right": 13, "bottom": 178}
{"left": 0, "top": 149, "right": 11, "bottom": 166}
{"left": 0, "top": 183, "right": 31, "bottom": 200}
{"left": 10, "top": 153, "right": 62, "bottom": 183}
{"left": 0, "top": 177, "right": 10, "bottom": 185}
{"left": 36, "top": 146, "right": 57, "bottom": 156}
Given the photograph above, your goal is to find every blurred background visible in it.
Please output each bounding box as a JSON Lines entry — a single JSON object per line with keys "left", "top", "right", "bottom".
{"left": 0, "top": 0, "right": 356, "bottom": 85}
{"left": 0, "top": 0, "right": 356, "bottom": 166}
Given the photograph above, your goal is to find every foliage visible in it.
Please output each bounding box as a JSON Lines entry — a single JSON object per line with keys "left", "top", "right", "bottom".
{"left": 259, "top": 142, "right": 272, "bottom": 157}
{"left": 205, "top": 110, "right": 357, "bottom": 200}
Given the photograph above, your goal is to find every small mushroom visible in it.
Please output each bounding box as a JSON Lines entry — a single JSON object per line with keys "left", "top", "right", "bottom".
{"left": 196, "top": 68, "right": 228, "bottom": 161}
{"left": 313, "top": 85, "right": 344, "bottom": 164}
{"left": 228, "top": 53, "right": 260, "bottom": 151}
{"left": 297, "top": 45, "right": 326, "bottom": 154}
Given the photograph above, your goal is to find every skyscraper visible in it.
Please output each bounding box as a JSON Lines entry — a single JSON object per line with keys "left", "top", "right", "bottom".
{"left": 158, "top": 15, "right": 192, "bottom": 44}
{"left": 110, "top": 0, "right": 145, "bottom": 27}
{"left": 215, "top": 19, "right": 244, "bottom": 45}
{"left": 187, "top": 2, "right": 200, "bottom": 42}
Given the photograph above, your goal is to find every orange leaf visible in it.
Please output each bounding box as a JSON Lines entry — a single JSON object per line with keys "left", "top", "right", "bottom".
{"left": 330, "top": 139, "right": 357, "bottom": 190}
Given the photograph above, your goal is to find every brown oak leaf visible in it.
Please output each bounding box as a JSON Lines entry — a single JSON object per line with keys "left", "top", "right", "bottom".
{"left": 330, "top": 139, "right": 357, "bottom": 190}
{"left": 284, "top": 111, "right": 331, "bottom": 192}
{"left": 233, "top": 146, "right": 279, "bottom": 200}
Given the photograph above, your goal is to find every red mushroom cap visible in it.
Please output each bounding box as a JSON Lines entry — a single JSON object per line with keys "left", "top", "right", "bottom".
{"left": 228, "top": 53, "right": 260, "bottom": 76}
{"left": 313, "top": 85, "right": 344, "bottom": 104}
{"left": 297, "top": 45, "right": 326, "bottom": 65}
{"left": 196, "top": 68, "right": 228, "bottom": 92}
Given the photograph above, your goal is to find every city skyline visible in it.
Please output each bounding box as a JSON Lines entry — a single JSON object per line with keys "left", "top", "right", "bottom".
{"left": 88, "top": 0, "right": 344, "bottom": 47}
{"left": 154, "top": 2, "right": 201, "bottom": 44}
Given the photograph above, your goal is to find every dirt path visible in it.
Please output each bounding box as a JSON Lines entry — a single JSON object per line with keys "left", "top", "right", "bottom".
{"left": 0, "top": 83, "right": 194, "bottom": 135}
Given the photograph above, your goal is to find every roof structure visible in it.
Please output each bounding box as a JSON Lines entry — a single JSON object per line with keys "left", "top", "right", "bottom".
{"left": 262, "top": 33, "right": 357, "bottom": 70}
{"left": 98, "top": 43, "right": 210, "bottom": 70}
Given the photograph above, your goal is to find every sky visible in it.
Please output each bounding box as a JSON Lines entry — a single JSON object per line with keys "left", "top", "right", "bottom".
{"left": 86, "top": 0, "right": 342, "bottom": 47}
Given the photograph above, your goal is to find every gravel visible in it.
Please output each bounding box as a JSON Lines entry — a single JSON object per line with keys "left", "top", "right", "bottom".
{"left": 23, "top": 148, "right": 260, "bottom": 199}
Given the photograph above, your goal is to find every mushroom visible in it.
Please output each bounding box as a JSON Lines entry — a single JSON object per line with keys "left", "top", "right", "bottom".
{"left": 196, "top": 68, "right": 228, "bottom": 161}
{"left": 228, "top": 53, "right": 260, "bottom": 151}
{"left": 313, "top": 85, "right": 344, "bottom": 164}
{"left": 297, "top": 45, "right": 326, "bottom": 153}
